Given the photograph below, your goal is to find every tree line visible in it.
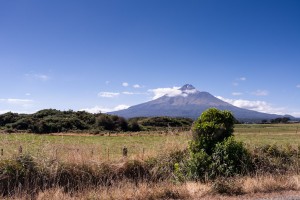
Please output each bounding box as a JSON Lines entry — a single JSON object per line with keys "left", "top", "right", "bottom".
{"left": 0, "top": 109, "right": 193, "bottom": 134}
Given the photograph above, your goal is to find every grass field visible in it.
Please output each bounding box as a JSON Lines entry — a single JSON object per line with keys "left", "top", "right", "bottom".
{"left": 1, "top": 123, "right": 300, "bottom": 199}
{"left": 0, "top": 123, "right": 299, "bottom": 162}
{"left": 235, "top": 123, "right": 300, "bottom": 146}
{"left": 0, "top": 131, "right": 191, "bottom": 162}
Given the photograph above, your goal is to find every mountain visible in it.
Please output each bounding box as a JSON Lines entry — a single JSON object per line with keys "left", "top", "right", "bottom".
{"left": 110, "top": 84, "right": 286, "bottom": 122}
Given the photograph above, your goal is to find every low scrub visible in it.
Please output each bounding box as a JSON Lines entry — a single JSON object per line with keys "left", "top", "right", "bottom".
{"left": 2, "top": 144, "right": 300, "bottom": 198}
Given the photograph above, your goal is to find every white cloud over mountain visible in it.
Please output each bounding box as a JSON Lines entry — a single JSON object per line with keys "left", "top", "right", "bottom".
{"left": 80, "top": 104, "right": 129, "bottom": 113}
{"left": 148, "top": 87, "right": 181, "bottom": 99}
{"left": 216, "top": 96, "right": 285, "bottom": 115}
{"left": 148, "top": 86, "right": 198, "bottom": 99}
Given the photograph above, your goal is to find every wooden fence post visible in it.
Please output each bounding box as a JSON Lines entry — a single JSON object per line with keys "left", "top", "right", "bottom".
{"left": 55, "top": 149, "right": 58, "bottom": 160}
{"left": 122, "top": 146, "right": 128, "bottom": 158}
{"left": 142, "top": 148, "right": 145, "bottom": 160}
{"left": 107, "top": 147, "right": 110, "bottom": 161}
{"left": 19, "top": 146, "right": 23, "bottom": 154}
{"left": 91, "top": 149, "right": 94, "bottom": 156}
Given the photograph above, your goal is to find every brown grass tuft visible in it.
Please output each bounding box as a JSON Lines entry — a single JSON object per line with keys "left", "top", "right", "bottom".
{"left": 243, "top": 175, "right": 299, "bottom": 193}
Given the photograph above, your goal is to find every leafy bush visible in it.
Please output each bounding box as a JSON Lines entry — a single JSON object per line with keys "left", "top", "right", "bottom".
{"left": 139, "top": 116, "right": 193, "bottom": 127}
{"left": 147, "top": 149, "right": 188, "bottom": 181}
{"left": 191, "top": 108, "right": 235, "bottom": 155}
{"left": 0, "top": 112, "right": 21, "bottom": 126}
{"left": 128, "top": 120, "right": 142, "bottom": 132}
{"left": 187, "top": 149, "right": 210, "bottom": 181}
{"left": 210, "top": 137, "right": 251, "bottom": 177}
{"left": 187, "top": 108, "right": 251, "bottom": 180}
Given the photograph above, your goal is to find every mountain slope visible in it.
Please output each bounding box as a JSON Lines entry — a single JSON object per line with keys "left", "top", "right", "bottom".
{"left": 110, "top": 84, "right": 284, "bottom": 122}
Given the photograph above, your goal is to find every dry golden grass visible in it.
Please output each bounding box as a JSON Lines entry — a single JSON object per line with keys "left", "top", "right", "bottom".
{"left": 7, "top": 174, "right": 300, "bottom": 200}
{"left": 243, "top": 174, "right": 300, "bottom": 193}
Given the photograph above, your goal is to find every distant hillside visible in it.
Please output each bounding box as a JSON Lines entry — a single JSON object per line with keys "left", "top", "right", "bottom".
{"left": 110, "top": 84, "right": 289, "bottom": 122}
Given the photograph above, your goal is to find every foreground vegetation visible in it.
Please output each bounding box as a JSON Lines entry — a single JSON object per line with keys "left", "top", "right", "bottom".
{"left": 1, "top": 139, "right": 300, "bottom": 199}
{"left": 1, "top": 109, "right": 300, "bottom": 199}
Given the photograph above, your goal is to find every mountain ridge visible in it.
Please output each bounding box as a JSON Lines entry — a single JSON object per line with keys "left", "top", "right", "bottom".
{"left": 110, "top": 84, "right": 290, "bottom": 122}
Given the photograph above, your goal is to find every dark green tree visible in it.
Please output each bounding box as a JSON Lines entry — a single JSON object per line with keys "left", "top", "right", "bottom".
{"left": 190, "top": 108, "right": 235, "bottom": 155}
{"left": 188, "top": 108, "right": 251, "bottom": 180}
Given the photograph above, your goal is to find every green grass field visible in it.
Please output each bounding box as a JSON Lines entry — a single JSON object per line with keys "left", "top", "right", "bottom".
{"left": 0, "top": 123, "right": 299, "bottom": 162}
{"left": 234, "top": 123, "right": 300, "bottom": 146}
{"left": 0, "top": 132, "right": 191, "bottom": 162}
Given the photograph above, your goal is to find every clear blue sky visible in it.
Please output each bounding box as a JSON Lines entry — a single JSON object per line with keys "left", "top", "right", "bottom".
{"left": 1, "top": 0, "right": 300, "bottom": 117}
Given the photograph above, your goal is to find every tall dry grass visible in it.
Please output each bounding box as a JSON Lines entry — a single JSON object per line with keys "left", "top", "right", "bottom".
{"left": 7, "top": 175, "right": 300, "bottom": 200}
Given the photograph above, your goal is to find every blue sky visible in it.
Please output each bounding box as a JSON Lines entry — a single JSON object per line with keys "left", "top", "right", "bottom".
{"left": 1, "top": 0, "right": 300, "bottom": 117}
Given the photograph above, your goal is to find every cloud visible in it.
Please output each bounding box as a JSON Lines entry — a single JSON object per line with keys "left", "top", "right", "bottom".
{"left": 25, "top": 93, "right": 31, "bottom": 96}
{"left": 148, "top": 86, "right": 197, "bottom": 99}
{"left": 296, "top": 84, "right": 300, "bottom": 88}
{"left": 0, "top": 109, "right": 34, "bottom": 114}
{"left": 122, "top": 82, "right": 129, "bottom": 87}
{"left": 0, "top": 110, "right": 11, "bottom": 114}
{"left": 148, "top": 87, "right": 181, "bottom": 99}
{"left": 35, "top": 74, "right": 49, "bottom": 81}
{"left": 105, "top": 81, "right": 110, "bottom": 85}
{"left": 216, "top": 96, "right": 285, "bottom": 115}
{"left": 98, "top": 92, "right": 120, "bottom": 98}
{"left": 0, "top": 98, "right": 34, "bottom": 107}
{"left": 114, "top": 104, "right": 130, "bottom": 110}
{"left": 122, "top": 91, "right": 134, "bottom": 95}
{"left": 0, "top": 99, "right": 34, "bottom": 112}
{"left": 233, "top": 77, "right": 246, "bottom": 86}
{"left": 232, "top": 92, "right": 243, "bottom": 96}
{"left": 122, "top": 91, "right": 148, "bottom": 96}
{"left": 252, "top": 90, "right": 269, "bottom": 96}
{"left": 290, "top": 112, "right": 300, "bottom": 117}
{"left": 133, "top": 84, "right": 141, "bottom": 88}
{"left": 25, "top": 73, "right": 50, "bottom": 81}
{"left": 80, "top": 104, "right": 129, "bottom": 113}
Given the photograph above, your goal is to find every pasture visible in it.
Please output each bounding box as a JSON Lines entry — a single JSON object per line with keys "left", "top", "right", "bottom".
{"left": 0, "top": 123, "right": 299, "bottom": 162}
{"left": 1, "top": 123, "right": 300, "bottom": 199}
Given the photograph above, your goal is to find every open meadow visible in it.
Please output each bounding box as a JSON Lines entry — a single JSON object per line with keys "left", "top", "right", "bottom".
{"left": 1, "top": 123, "right": 300, "bottom": 162}
{"left": 1, "top": 123, "right": 300, "bottom": 199}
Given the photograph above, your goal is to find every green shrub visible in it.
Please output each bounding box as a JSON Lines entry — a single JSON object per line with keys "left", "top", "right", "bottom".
{"left": 187, "top": 108, "right": 252, "bottom": 180}
{"left": 187, "top": 149, "right": 210, "bottom": 181}
{"left": 147, "top": 149, "right": 188, "bottom": 181}
{"left": 128, "top": 120, "right": 142, "bottom": 132}
{"left": 210, "top": 137, "right": 251, "bottom": 177}
{"left": 191, "top": 108, "right": 235, "bottom": 155}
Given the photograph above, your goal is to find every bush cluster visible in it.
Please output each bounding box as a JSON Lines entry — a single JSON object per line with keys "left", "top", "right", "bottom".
{"left": 187, "top": 108, "right": 252, "bottom": 180}
{"left": 0, "top": 109, "right": 140, "bottom": 133}
{"left": 136, "top": 117, "right": 193, "bottom": 128}
{"left": 0, "top": 110, "right": 194, "bottom": 134}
